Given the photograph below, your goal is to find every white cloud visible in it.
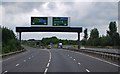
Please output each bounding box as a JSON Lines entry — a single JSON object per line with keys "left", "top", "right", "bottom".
{"left": 1, "top": 0, "right": 120, "bottom": 2}
{"left": 1, "top": 2, "right": 118, "bottom": 40}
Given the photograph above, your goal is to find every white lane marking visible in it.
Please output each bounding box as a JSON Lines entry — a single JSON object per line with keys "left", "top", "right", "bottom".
{"left": 29, "top": 57, "right": 31, "bottom": 59}
{"left": 2, "top": 57, "right": 15, "bottom": 62}
{"left": 78, "top": 62, "right": 81, "bottom": 65}
{"left": 63, "top": 49, "right": 120, "bottom": 67}
{"left": 2, "top": 70, "right": 8, "bottom": 74}
{"left": 86, "top": 69, "right": 90, "bottom": 72}
{"left": 68, "top": 55, "right": 69, "bottom": 56}
{"left": 2, "top": 50, "right": 29, "bottom": 62}
{"left": 49, "top": 59, "right": 51, "bottom": 63}
{"left": 44, "top": 68, "right": 48, "bottom": 74}
{"left": 73, "top": 59, "right": 76, "bottom": 61}
{"left": 47, "top": 63, "right": 50, "bottom": 68}
{"left": 44, "top": 49, "right": 52, "bottom": 74}
{"left": 16, "top": 64, "right": 20, "bottom": 66}
{"left": 70, "top": 57, "right": 72, "bottom": 58}
{"left": 24, "top": 60, "right": 26, "bottom": 62}
{"left": 74, "top": 52, "right": 120, "bottom": 67}
{"left": 49, "top": 51, "right": 52, "bottom": 61}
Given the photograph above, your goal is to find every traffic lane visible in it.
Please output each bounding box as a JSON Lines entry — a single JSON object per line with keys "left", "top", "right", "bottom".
{"left": 48, "top": 49, "right": 86, "bottom": 72}
{"left": 60, "top": 49, "right": 119, "bottom": 72}
{"left": 2, "top": 46, "right": 37, "bottom": 68}
{"left": 2, "top": 45, "right": 32, "bottom": 60}
{"left": 8, "top": 49, "right": 50, "bottom": 72}
{"left": 2, "top": 48, "right": 50, "bottom": 72}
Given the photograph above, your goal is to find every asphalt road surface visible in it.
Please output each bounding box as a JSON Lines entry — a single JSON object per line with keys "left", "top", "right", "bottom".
{"left": 1, "top": 46, "right": 120, "bottom": 74}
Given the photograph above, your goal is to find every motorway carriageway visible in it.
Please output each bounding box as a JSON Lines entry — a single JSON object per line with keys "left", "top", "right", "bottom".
{"left": 1, "top": 46, "right": 120, "bottom": 74}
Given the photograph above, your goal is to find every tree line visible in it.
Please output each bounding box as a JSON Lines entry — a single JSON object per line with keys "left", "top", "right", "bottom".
{"left": 22, "top": 36, "right": 77, "bottom": 47}
{"left": 22, "top": 21, "right": 120, "bottom": 49}
{"left": 2, "top": 27, "right": 20, "bottom": 53}
{"left": 81, "top": 21, "right": 120, "bottom": 48}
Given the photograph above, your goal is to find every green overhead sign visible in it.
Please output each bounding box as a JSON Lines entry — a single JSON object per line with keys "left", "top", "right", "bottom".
{"left": 52, "top": 17, "right": 68, "bottom": 26}
{"left": 31, "top": 17, "right": 48, "bottom": 25}
{"left": 31, "top": 17, "right": 70, "bottom": 27}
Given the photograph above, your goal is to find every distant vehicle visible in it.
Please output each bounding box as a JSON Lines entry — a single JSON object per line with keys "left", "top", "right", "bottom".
{"left": 47, "top": 45, "right": 52, "bottom": 49}
{"left": 58, "top": 42, "right": 62, "bottom": 48}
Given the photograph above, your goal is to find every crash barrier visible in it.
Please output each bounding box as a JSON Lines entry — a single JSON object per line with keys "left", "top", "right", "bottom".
{"left": 2, "top": 47, "right": 26, "bottom": 57}
{"left": 63, "top": 47, "right": 120, "bottom": 62}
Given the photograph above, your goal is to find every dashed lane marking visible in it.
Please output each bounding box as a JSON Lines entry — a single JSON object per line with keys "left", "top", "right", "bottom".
{"left": 24, "top": 60, "right": 26, "bottom": 62}
{"left": 29, "top": 57, "right": 31, "bottom": 59}
{"left": 86, "top": 69, "right": 90, "bottom": 72}
{"left": 78, "top": 62, "right": 81, "bottom": 65}
{"left": 2, "top": 70, "right": 8, "bottom": 74}
{"left": 44, "top": 49, "right": 52, "bottom": 74}
{"left": 16, "top": 64, "right": 20, "bottom": 67}
{"left": 73, "top": 59, "right": 76, "bottom": 61}
{"left": 44, "top": 68, "right": 48, "bottom": 74}
{"left": 47, "top": 63, "right": 50, "bottom": 68}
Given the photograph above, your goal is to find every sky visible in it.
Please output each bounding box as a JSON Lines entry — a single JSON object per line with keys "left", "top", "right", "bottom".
{"left": 0, "top": 0, "right": 119, "bottom": 40}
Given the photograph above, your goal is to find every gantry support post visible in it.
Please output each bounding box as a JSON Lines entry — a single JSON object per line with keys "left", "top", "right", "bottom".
{"left": 78, "top": 32, "right": 80, "bottom": 49}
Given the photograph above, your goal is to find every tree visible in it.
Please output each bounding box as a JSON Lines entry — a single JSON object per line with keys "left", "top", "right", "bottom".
{"left": 2, "top": 27, "right": 20, "bottom": 53}
{"left": 89, "top": 28, "right": 100, "bottom": 46}
{"left": 90, "top": 28, "right": 99, "bottom": 39}
{"left": 107, "top": 21, "right": 120, "bottom": 46}
{"left": 84, "top": 28, "right": 88, "bottom": 40}
{"left": 99, "top": 35, "right": 112, "bottom": 46}
{"left": 82, "top": 28, "right": 88, "bottom": 46}
{"left": 107, "top": 22, "right": 117, "bottom": 36}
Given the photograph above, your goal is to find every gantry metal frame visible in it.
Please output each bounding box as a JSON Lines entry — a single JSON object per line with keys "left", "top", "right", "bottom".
{"left": 16, "top": 27, "right": 82, "bottom": 49}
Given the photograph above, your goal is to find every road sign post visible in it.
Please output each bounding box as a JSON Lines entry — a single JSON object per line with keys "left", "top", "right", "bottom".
{"left": 19, "top": 32, "right": 22, "bottom": 50}
{"left": 78, "top": 32, "right": 80, "bottom": 49}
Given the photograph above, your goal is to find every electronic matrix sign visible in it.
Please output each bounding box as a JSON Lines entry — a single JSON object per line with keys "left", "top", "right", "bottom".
{"left": 31, "top": 17, "right": 70, "bottom": 27}
{"left": 31, "top": 17, "right": 48, "bottom": 25}
{"left": 53, "top": 17, "right": 69, "bottom": 26}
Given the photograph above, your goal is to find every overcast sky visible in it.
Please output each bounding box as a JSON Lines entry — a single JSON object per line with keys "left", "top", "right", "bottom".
{"left": 0, "top": 0, "right": 119, "bottom": 40}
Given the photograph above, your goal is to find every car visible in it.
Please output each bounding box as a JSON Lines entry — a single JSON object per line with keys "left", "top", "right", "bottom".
{"left": 47, "top": 45, "right": 52, "bottom": 49}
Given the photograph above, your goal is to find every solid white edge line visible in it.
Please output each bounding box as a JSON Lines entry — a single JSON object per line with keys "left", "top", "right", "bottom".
{"left": 86, "top": 69, "right": 90, "bottom": 72}
{"left": 2, "top": 50, "right": 29, "bottom": 62}
{"left": 16, "top": 64, "right": 20, "bottom": 66}
{"left": 75, "top": 51, "right": 120, "bottom": 67}
{"left": 2, "top": 57, "right": 15, "bottom": 62}
{"left": 64, "top": 49, "right": 120, "bottom": 67}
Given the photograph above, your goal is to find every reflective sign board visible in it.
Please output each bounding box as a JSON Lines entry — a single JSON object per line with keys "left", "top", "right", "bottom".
{"left": 31, "top": 17, "right": 70, "bottom": 27}
{"left": 53, "top": 17, "right": 69, "bottom": 26}
{"left": 31, "top": 17, "right": 48, "bottom": 25}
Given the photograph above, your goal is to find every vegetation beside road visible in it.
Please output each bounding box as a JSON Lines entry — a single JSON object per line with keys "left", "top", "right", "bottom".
{"left": 22, "top": 21, "right": 120, "bottom": 49}
{"left": 81, "top": 21, "right": 120, "bottom": 49}
{"left": 0, "top": 27, "right": 2, "bottom": 54}
{"left": 22, "top": 37, "right": 77, "bottom": 48}
{"left": 2, "top": 27, "right": 21, "bottom": 54}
